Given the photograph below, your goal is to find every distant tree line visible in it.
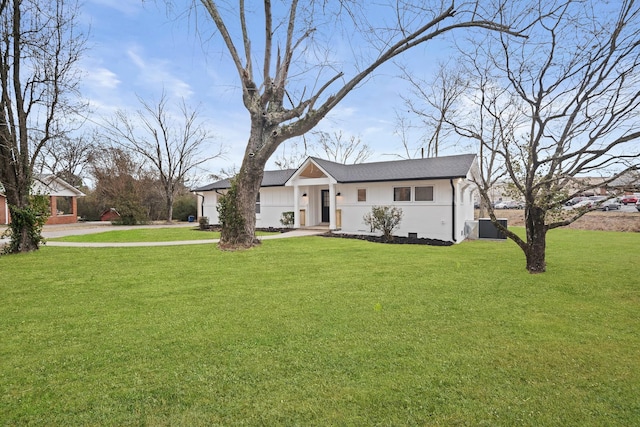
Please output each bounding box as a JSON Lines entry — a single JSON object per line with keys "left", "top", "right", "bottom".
{"left": 37, "top": 140, "right": 198, "bottom": 224}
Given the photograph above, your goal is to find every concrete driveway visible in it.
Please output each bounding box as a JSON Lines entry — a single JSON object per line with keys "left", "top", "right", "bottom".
{"left": 2, "top": 222, "right": 324, "bottom": 248}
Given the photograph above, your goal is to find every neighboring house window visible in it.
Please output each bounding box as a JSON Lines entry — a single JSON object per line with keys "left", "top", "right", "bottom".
{"left": 255, "top": 192, "right": 261, "bottom": 214}
{"left": 357, "top": 188, "right": 367, "bottom": 202}
{"left": 415, "top": 186, "right": 434, "bottom": 201}
{"left": 394, "top": 187, "right": 411, "bottom": 201}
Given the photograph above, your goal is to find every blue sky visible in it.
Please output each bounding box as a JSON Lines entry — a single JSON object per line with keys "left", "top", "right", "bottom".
{"left": 79, "top": 1, "right": 458, "bottom": 178}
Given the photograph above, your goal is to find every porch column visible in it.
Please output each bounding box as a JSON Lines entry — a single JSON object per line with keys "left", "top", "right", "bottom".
{"left": 293, "top": 185, "right": 300, "bottom": 228}
{"left": 72, "top": 197, "right": 78, "bottom": 220}
{"left": 50, "top": 196, "right": 57, "bottom": 218}
{"left": 329, "top": 184, "right": 336, "bottom": 230}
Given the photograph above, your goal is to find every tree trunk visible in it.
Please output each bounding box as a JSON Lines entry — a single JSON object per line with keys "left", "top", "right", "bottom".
{"left": 219, "top": 123, "right": 275, "bottom": 248}
{"left": 166, "top": 193, "right": 174, "bottom": 223}
{"left": 7, "top": 207, "right": 38, "bottom": 252}
{"left": 4, "top": 189, "right": 44, "bottom": 254}
{"left": 218, "top": 164, "right": 264, "bottom": 248}
{"left": 524, "top": 205, "right": 548, "bottom": 273}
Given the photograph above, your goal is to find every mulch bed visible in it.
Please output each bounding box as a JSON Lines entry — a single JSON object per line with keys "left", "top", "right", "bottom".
{"left": 321, "top": 232, "right": 453, "bottom": 246}
{"left": 200, "top": 225, "right": 294, "bottom": 234}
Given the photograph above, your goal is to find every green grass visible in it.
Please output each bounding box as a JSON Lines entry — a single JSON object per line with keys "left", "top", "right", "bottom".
{"left": 48, "top": 227, "right": 278, "bottom": 243}
{"left": 1, "top": 228, "right": 639, "bottom": 425}
{"left": 48, "top": 227, "right": 219, "bottom": 242}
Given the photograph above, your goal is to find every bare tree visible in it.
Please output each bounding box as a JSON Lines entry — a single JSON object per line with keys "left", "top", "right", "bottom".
{"left": 102, "top": 93, "right": 224, "bottom": 223}
{"left": 0, "top": 0, "right": 85, "bottom": 253}
{"left": 195, "top": 0, "right": 517, "bottom": 248}
{"left": 398, "top": 62, "right": 467, "bottom": 158}
{"left": 273, "top": 130, "right": 371, "bottom": 168}
{"left": 449, "top": 0, "right": 640, "bottom": 273}
{"left": 272, "top": 139, "right": 309, "bottom": 170}
{"left": 390, "top": 112, "right": 421, "bottom": 160}
{"left": 313, "top": 130, "right": 372, "bottom": 164}
{"left": 89, "top": 147, "right": 153, "bottom": 224}
{"left": 36, "top": 134, "right": 96, "bottom": 187}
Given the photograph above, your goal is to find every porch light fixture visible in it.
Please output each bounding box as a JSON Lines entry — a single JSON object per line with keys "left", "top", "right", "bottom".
{"left": 302, "top": 193, "right": 307, "bottom": 197}
{"left": 336, "top": 192, "right": 341, "bottom": 196}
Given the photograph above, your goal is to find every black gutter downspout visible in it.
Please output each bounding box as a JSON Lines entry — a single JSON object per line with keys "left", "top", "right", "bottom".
{"left": 450, "top": 179, "right": 457, "bottom": 243}
{"left": 195, "top": 193, "right": 205, "bottom": 217}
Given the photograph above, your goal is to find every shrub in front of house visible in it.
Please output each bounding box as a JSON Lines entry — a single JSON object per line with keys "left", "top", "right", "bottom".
{"left": 280, "top": 211, "right": 295, "bottom": 228}
{"left": 198, "top": 216, "right": 210, "bottom": 230}
{"left": 363, "top": 205, "right": 403, "bottom": 242}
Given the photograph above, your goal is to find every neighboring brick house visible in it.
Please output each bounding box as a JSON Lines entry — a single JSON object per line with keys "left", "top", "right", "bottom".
{"left": 0, "top": 193, "right": 7, "bottom": 225}
{"left": 0, "top": 175, "right": 85, "bottom": 225}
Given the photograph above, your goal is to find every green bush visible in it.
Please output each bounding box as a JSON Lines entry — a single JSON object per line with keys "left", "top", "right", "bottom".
{"left": 217, "top": 179, "right": 246, "bottom": 244}
{"left": 280, "top": 211, "right": 295, "bottom": 228}
{"left": 198, "top": 216, "right": 210, "bottom": 230}
{"left": 173, "top": 194, "right": 197, "bottom": 221}
{"left": 363, "top": 205, "right": 403, "bottom": 242}
{"left": 111, "top": 198, "right": 149, "bottom": 225}
{"left": 2, "top": 194, "right": 50, "bottom": 254}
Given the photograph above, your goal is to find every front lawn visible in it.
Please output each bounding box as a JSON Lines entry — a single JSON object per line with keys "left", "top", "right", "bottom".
{"left": 1, "top": 229, "right": 639, "bottom": 425}
{"left": 48, "top": 227, "right": 279, "bottom": 243}
{"left": 48, "top": 227, "right": 219, "bottom": 242}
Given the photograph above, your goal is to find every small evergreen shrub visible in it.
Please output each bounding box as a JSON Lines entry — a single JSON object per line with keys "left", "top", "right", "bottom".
{"left": 199, "top": 216, "right": 210, "bottom": 230}
{"left": 280, "top": 211, "right": 295, "bottom": 228}
{"left": 217, "top": 179, "right": 246, "bottom": 245}
{"left": 363, "top": 205, "right": 403, "bottom": 242}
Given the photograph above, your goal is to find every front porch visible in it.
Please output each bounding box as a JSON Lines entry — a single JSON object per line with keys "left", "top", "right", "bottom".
{"left": 300, "top": 223, "right": 330, "bottom": 232}
{"left": 287, "top": 160, "right": 342, "bottom": 230}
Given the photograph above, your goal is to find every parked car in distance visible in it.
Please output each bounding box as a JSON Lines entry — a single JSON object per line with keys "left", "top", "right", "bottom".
{"left": 494, "top": 200, "right": 524, "bottom": 209}
{"left": 598, "top": 198, "right": 621, "bottom": 211}
{"left": 621, "top": 195, "right": 639, "bottom": 205}
{"left": 589, "top": 196, "right": 607, "bottom": 205}
{"left": 510, "top": 200, "right": 525, "bottom": 209}
{"left": 636, "top": 200, "right": 640, "bottom": 212}
{"left": 571, "top": 199, "right": 595, "bottom": 209}
{"left": 566, "top": 196, "right": 588, "bottom": 206}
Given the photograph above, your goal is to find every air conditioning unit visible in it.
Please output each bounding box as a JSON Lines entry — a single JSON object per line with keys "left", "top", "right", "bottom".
{"left": 478, "top": 218, "right": 507, "bottom": 239}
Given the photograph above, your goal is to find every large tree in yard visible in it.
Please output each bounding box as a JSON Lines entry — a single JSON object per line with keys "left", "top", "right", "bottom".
{"left": 0, "top": 0, "right": 84, "bottom": 253}
{"left": 196, "top": 0, "right": 518, "bottom": 248}
{"left": 448, "top": 0, "right": 640, "bottom": 273}
{"left": 102, "top": 93, "right": 223, "bottom": 223}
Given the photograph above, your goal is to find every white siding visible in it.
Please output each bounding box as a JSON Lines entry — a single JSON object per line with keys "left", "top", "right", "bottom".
{"left": 199, "top": 191, "right": 220, "bottom": 224}
{"left": 335, "top": 180, "right": 460, "bottom": 241}
{"left": 256, "top": 187, "right": 294, "bottom": 228}
{"left": 196, "top": 178, "right": 476, "bottom": 242}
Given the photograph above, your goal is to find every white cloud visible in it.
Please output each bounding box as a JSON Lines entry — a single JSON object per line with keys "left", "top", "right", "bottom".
{"left": 84, "top": 67, "right": 120, "bottom": 90}
{"left": 127, "top": 47, "right": 194, "bottom": 99}
{"left": 87, "top": 0, "right": 141, "bottom": 16}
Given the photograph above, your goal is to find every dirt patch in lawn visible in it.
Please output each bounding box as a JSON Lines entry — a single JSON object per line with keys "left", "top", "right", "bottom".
{"left": 486, "top": 210, "right": 640, "bottom": 232}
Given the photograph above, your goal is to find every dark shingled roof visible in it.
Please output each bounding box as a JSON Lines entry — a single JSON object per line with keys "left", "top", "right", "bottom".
{"left": 193, "top": 168, "right": 297, "bottom": 191}
{"left": 309, "top": 154, "right": 476, "bottom": 183}
{"left": 193, "top": 154, "right": 476, "bottom": 191}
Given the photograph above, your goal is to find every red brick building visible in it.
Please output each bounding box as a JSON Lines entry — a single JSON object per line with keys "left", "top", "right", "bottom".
{"left": 0, "top": 175, "right": 85, "bottom": 225}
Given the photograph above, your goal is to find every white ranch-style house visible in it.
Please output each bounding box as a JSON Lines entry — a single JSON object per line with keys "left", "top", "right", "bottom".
{"left": 194, "top": 154, "right": 479, "bottom": 243}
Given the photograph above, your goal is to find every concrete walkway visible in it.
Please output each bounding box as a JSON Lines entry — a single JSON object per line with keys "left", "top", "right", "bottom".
{"left": 1, "top": 222, "right": 324, "bottom": 247}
